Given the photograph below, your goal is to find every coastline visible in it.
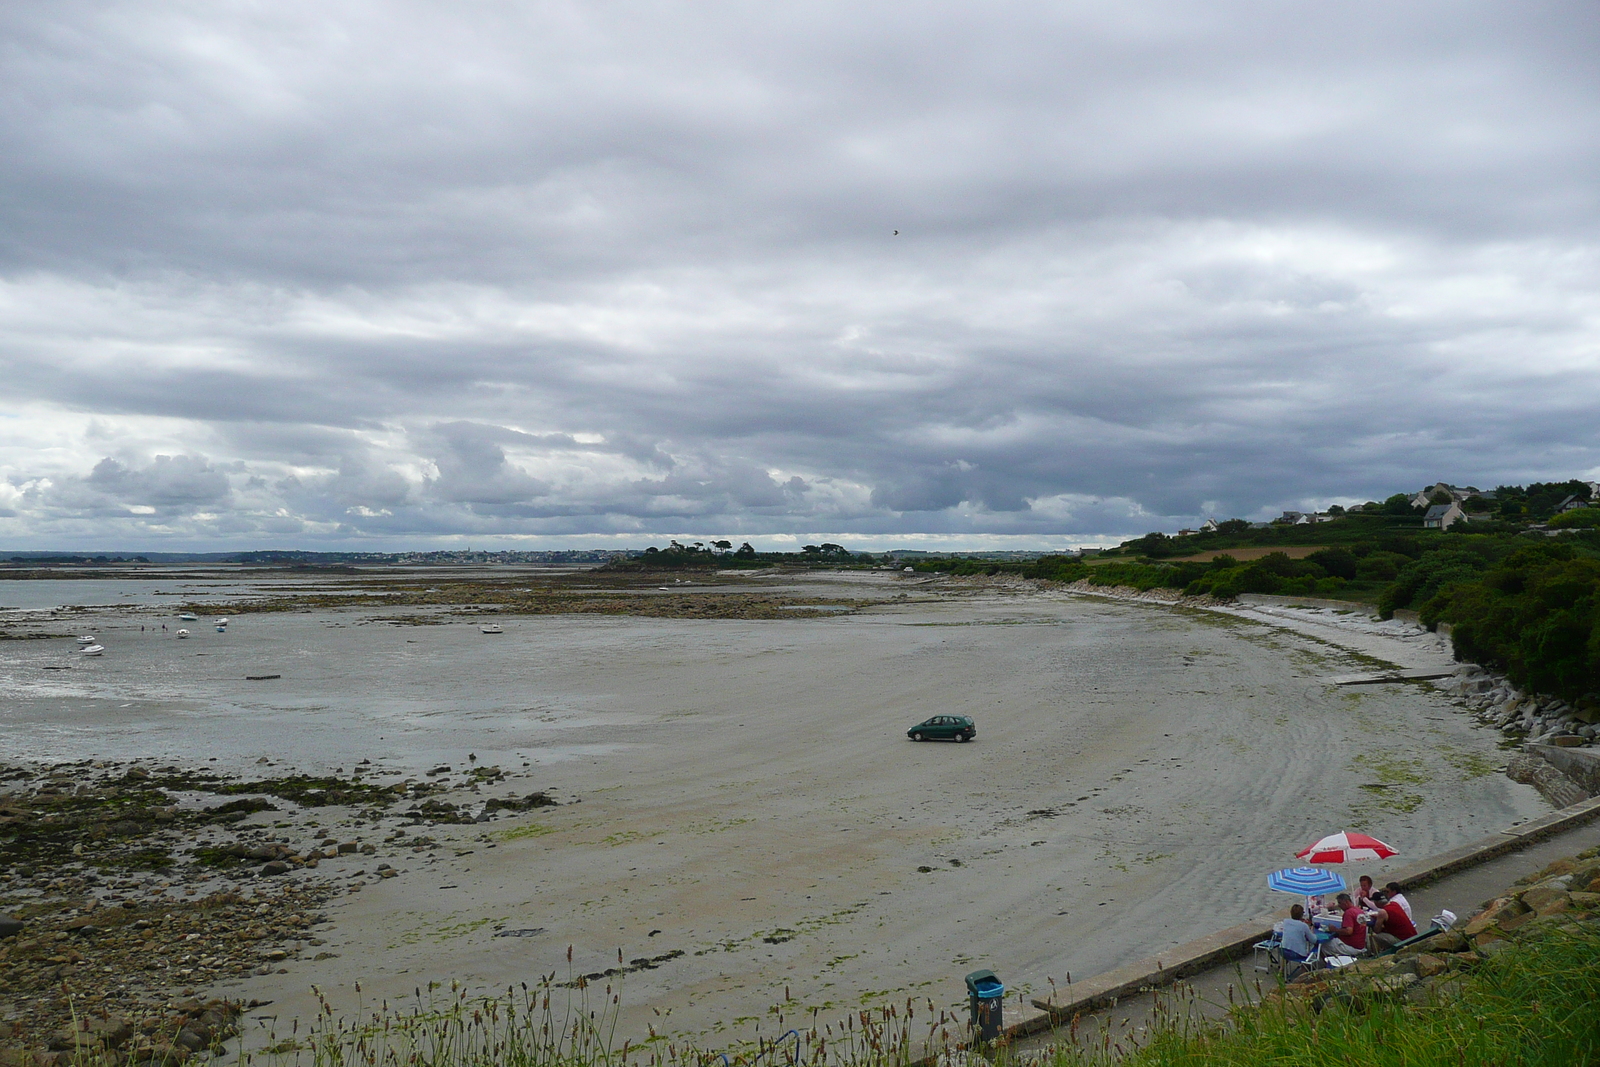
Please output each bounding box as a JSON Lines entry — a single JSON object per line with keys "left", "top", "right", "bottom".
{"left": 0, "top": 572, "right": 1553, "bottom": 1057}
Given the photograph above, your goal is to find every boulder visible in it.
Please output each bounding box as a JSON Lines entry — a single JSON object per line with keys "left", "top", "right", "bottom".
{"left": 1412, "top": 975, "right": 1468, "bottom": 1005}
{"left": 1533, "top": 893, "right": 1573, "bottom": 917}
{"left": 80, "top": 1016, "right": 133, "bottom": 1046}
{"left": 0, "top": 916, "right": 23, "bottom": 939}
{"left": 1464, "top": 897, "right": 1528, "bottom": 937}
{"left": 1413, "top": 953, "right": 1449, "bottom": 978}
{"left": 1520, "top": 885, "right": 1571, "bottom": 913}
{"left": 1348, "top": 973, "right": 1418, "bottom": 999}
{"left": 1499, "top": 910, "right": 1538, "bottom": 932}
{"left": 260, "top": 860, "right": 290, "bottom": 876}
{"left": 1344, "top": 958, "right": 1400, "bottom": 977}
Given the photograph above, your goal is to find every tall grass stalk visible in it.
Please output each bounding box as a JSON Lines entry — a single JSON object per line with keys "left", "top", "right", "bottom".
{"left": 243, "top": 951, "right": 971, "bottom": 1067}
{"left": 239, "top": 925, "right": 1599, "bottom": 1067}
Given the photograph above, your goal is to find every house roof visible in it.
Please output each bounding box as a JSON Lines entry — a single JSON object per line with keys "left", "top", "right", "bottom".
{"left": 1423, "top": 504, "right": 1457, "bottom": 519}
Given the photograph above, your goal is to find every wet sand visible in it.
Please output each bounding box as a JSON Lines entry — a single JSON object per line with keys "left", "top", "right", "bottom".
{"left": 0, "top": 573, "right": 1545, "bottom": 1046}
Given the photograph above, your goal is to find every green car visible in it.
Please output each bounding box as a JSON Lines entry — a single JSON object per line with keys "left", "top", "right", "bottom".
{"left": 906, "top": 715, "right": 976, "bottom": 742}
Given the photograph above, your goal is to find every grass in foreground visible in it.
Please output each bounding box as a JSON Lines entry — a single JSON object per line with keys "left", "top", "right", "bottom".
{"left": 216, "top": 921, "right": 1599, "bottom": 1067}
{"left": 1049, "top": 922, "right": 1600, "bottom": 1067}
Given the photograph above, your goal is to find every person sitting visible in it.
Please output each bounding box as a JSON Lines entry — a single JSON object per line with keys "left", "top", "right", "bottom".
{"left": 1384, "top": 881, "right": 1414, "bottom": 922}
{"left": 1279, "top": 904, "right": 1317, "bottom": 965}
{"left": 1324, "top": 893, "right": 1368, "bottom": 957}
{"left": 1356, "top": 875, "right": 1378, "bottom": 910}
{"left": 1371, "top": 891, "right": 1418, "bottom": 950}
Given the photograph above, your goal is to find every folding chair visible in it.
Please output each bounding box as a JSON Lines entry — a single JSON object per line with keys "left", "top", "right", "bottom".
{"left": 1280, "top": 941, "right": 1320, "bottom": 981}
{"left": 1252, "top": 931, "right": 1282, "bottom": 973}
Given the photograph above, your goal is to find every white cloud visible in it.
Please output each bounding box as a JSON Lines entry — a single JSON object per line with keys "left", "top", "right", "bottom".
{"left": 0, "top": 2, "right": 1597, "bottom": 548}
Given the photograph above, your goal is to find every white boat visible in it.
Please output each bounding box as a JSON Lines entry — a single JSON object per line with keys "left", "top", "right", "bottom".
{"left": 75, "top": 635, "right": 97, "bottom": 645}
{"left": 75, "top": 644, "right": 104, "bottom": 656}
{"left": 479, "top": 623, "right": 503, "bottom": 634}
{"left": 175, "top": 629, "right": 190, "bottom": 638}
{"left": 179, "top": 613, "right": 199, "bottom": 622}
{"left": 218, "top": 618, "right": 230, "bottom": 626}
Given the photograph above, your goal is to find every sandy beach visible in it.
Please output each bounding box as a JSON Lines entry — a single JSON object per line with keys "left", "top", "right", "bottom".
{"left": 0, "top": 570, "right": 1547, "bottom": 1049}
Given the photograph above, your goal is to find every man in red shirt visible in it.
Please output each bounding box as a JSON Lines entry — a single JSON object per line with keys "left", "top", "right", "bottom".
{"left": 1371, "top": 891, "right": 1418, "bottom": 951}
{"left": 1325, "top": 893, "right": 1367, "bottom": 956}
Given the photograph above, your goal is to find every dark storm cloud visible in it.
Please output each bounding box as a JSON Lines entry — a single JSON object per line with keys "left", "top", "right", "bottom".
{"left": 1, "top": 1, "right": 1598, "bottom": 547}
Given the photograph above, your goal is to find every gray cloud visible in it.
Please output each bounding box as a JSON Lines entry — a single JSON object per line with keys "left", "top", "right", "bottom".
{"left": 1, "top": 2, "right": 1598, "bottom": 549}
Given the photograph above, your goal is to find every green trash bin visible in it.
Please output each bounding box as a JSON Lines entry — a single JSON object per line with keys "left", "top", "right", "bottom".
{"left": 964, "top": 969, "right": 1005, "bottom": 1042}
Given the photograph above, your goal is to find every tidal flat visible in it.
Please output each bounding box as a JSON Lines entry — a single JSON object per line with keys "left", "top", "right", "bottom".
{"left": 0, "top": 567, "right": 1549, "bottom": 1050}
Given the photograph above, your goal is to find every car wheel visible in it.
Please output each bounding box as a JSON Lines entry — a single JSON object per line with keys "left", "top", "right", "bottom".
{"left": 912, "top": 732, "right": 925, "bottom": 742}
{"left": 956, "top": 733, "right": 968, "bottom": 742}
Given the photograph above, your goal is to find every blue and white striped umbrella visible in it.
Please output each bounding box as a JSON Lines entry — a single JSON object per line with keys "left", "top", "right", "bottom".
{"left": 1267, "top": 866, "right": 1347, "bottom": 895}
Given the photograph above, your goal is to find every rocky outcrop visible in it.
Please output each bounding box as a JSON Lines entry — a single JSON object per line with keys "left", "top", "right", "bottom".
{"left": 1455, "top": 852, "right": 1600, "bottom": 950}
{"left": 1434, "top": 664, "right": 1597, "bottom": 803}
{"left": 1437, "top": 665, "right": 1599, "bottom": 746}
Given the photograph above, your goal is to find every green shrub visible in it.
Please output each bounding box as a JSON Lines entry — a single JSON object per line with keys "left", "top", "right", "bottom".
{"left": 1355, "top": 551, "right": 1407, "bottom": 582}
{"left": 1549, "top": 507, "right": 1600, "bottom": 529}
{"left": 1305, "top": 548, "right": 1357, "bottom": 580}
{"left": 1377, "top": 549, "right": 1490, "bottom": 619}
{"left": 1424, "top": 544, "right": 1600, "bottom": 703}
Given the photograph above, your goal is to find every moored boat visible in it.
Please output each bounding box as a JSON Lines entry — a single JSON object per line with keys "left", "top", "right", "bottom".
{"left": 75, "top": 644, "right": 104, "bottom": 656}
{"left": 179, "top": 613, "right": 199, "bottom": 621}
{"left": 479, "top": 623, "right": 503, "bottom": 634}
{"left": 176, "top": 629, "right": 190, "bottom": 638}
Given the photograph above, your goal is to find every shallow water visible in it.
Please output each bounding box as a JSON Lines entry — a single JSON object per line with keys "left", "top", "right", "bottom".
{"left": 0, "top": 611, "right": 649, "bottom": 775}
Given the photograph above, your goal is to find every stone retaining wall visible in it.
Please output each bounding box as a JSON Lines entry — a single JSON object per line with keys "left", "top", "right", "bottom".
{"left": 1527, "top": 745, "right": 1600, "bottom": 795}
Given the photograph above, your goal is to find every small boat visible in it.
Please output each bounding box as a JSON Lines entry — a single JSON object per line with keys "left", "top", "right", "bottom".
{"left": 175, "top": 629, "right": 190, "bottom": 639}
{"left": 75, "top": 644, "right": 104, "bottom": 656}
{"left": 479, "top": 623, "right": 503, "bottom": 634}
{"left": 76, "top": 635, "right": 97, "bottom": 645}
{"left": 215, "top": 624, "right": 228, "bottom": 632}
{"left": 179, "top": 613, "right": 199, "bottom": 622}
{"left": 218, "top": 618, "right": 230, "bottom": 626}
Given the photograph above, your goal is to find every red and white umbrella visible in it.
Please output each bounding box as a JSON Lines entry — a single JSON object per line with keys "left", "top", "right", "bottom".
{"left": 1296, "top": 831, "right": 1397, "bottom": 864}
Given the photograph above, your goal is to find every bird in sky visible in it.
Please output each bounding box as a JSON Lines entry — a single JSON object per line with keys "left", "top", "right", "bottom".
{"left": 893, "top": 230, "right": 899, "bottom": 235}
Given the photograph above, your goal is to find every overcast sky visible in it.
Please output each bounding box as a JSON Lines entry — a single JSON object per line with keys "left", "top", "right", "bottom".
{"left": 2, "top": 2, "right": 1598, "bottom": 551}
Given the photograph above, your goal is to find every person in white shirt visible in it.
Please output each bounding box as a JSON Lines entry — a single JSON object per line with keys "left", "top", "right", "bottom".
{"left": 1385, "top": 881, "right": 1414, "bottom": 922}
